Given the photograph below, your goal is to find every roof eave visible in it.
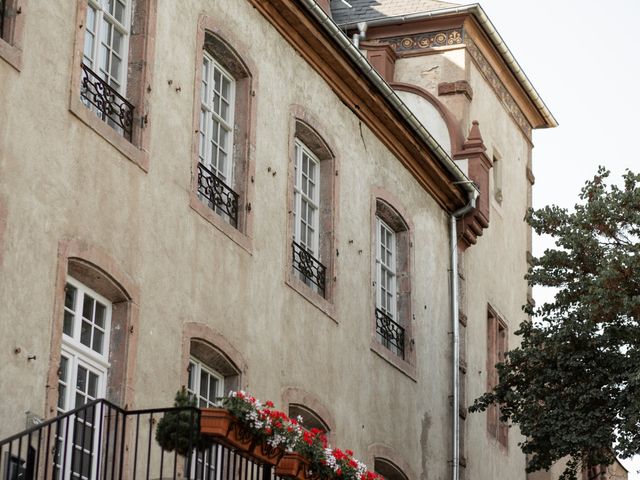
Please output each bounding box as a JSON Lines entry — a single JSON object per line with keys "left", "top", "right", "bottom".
{"left": 337, "top": 3, "right": 558, "bottom": 129}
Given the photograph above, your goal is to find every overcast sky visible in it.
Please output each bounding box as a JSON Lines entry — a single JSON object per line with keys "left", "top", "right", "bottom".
{"left": 475, "top": 0, "right": 640, "bottom": 477}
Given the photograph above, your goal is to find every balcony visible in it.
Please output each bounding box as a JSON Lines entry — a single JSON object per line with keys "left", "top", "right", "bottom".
{"left": 292, "top": 241, "right": 326, "bottom": 297}
{"left": 375, "top": 308, "right": 405, "bottom": 359}
{"left": 80, "top": 63, "right": 135, "bottom": 142}
{"left": 0, "top": 399, "right": 273, "bottom": 480}
{"left": 197, "top": 162, "right": 239, "bottom": 228}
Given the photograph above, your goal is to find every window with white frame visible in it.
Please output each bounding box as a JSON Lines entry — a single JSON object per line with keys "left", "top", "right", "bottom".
{"left": 80, "top": 0, "right": 135, "bottom": 140}
{"left": 187, "top": 357, "right": 224, "bottom": 408}
{"left": 83, "top": 0, "right": 131, "bottom": 93}
{"left": 291, "top": 139, "right": 327, "bottom": 294}
{"left": 293, "top": 139, "right": 320, "bottom": 256}
{"left": 373, "top": 200, "right": 411, "bottom": 361}
{"left": 376, "top": 216, "right": 397, "bottom": 320}
{"left": 196, "top": 51, "right": 240, "bottom": 225}
{"left": 199, "top": 53, "right": 235, "bottom": 185}
{"left": 56, "top": 277, "right": 111, "bottom": 480}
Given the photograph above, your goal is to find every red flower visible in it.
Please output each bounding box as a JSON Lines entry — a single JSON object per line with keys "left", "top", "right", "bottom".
{"left": 333, "top": 449, "right": 346, "bottom": 461}
{"left": 265, "top": 400, "right": 274, "bottom": 408}
{"left": 349, "top": 459, "right": 358, "bottom": 468}
{"left": 346, "top": 450, "right": 354, "bottom": 456}
{"left": 337, "top": 469, "right": 343, "bottom": 476}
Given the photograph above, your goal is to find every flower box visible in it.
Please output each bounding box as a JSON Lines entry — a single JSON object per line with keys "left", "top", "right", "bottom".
{"left": 200, "top": 408, "right": 253, "bottom": 451}
{"left": 275, "top": 452, "right": 310, "bottom": 480}
{"left": 250, "top": 440, "right": 285, "bottom": 466}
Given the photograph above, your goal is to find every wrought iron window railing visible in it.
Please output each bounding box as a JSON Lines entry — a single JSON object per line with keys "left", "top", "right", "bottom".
{"left": 0, "top": 398, "right": 279, "bottom": 480}
{"left": 80, "top": 63, "right": 135, "bottom": 141}
{"left": 292, "top": 241, "right": 326, "bottom": 297}
{"left": 197, "top": 162, "right": 240, "bottom": 228}
{"left": 375, "top": 308, "right": 405, "bottom": 359}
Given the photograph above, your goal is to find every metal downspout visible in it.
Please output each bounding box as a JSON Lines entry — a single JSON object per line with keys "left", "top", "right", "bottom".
{"left": 450, "top": 191, "right": 477, "bottom": 480}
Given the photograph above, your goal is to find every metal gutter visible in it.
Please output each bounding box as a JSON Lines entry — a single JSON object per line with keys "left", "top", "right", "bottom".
{"left": 296, "top": 0, "right": 480, "bottom": 203}
{"left": 338, "top": 3, "right": 558, "bottom": 129}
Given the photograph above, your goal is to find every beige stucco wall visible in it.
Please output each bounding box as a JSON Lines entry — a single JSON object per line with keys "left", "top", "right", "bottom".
{"left": 0, "top": 2, "right": 466, "bottom": 480}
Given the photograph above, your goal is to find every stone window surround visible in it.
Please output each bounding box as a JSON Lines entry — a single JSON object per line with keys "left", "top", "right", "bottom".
{"left": 281, "top": 387, "right": 336, "bottom": 444}
{"left": 370, "top": 188, "right": 416, "bottom": 381}
{"left": 189, "top": 14, "right": 257, "bottom": 254}
{"left": 284, "top": 105, "right": 339, "bottom": 322}
{"left": 181, "top": 322, "right": 248, "bottom": 394}
{"left": 68, "top": 0, "right": 157, "bottom": 172}
{"left": 0, "top": 0, "right": 26, "bottom": 71}
{"left": 367, "top": 444, "right": 415, "bottom": 480}
{"left": 45, "top": 238, "right": 140, "bottom": 417}
{"left": 486, "top": 304, "right": 508, "bottom": 449}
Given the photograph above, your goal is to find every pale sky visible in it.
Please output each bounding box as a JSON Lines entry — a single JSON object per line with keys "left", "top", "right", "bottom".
{"left": 475, "top": 0, "right": 640, "bottom": 477}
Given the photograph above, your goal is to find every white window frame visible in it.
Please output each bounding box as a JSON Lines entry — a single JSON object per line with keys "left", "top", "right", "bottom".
{"left": 83, "top": 0, "right": 132, "bottom": 94}
{"left": 199, "top": 52, "right": 236, "bottom": 185}
{"left": 376, "top": 216, "right": 397, "bottom": 320}
{"left": 187, "top": 356, "right": 224, "bottom": 408}
{"left": 57, "top": 277, "right": 111, "bottom": 480}
{"left": 293, "top": 139, "right": 321, "bottom": 258}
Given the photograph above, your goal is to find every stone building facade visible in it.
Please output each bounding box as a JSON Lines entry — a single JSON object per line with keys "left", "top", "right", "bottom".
{"left": 0, "top": 0, "right": 556, "bottom": 479}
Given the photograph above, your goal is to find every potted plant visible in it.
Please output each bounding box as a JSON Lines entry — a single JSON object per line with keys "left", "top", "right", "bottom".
{"left": 221, "top": 391, "right": 302, "bottom": 465}
{"left": 155, "top": 387, "right": 210, "bottom": 456}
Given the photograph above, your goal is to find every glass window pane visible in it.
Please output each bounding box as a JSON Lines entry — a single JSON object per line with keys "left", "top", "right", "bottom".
{"left": 59, "top": 356, "right": 69, "bottom": 382}
{"left": 88, "top": 372, "right": 99, "bottom": 398}
{"left": 188, "top": 362, "right": 196, "bottom": 392}
{"left": 80, "top": 321, "right": 92, "bottom": 347}
{"left": 199, "top": 371, "right": 208, "bottom": 399}
{"left": 94, "top": 303, "right": 106, "bottom": 328}
{"left": 58, "top": 385, "right": 66, "bottom": 410}
{"left": 110, "top": 53, "right": 121, "bottom": 82}
{"left": 63, "top": 311, "right": 74, "bottom": 337}
{"left": 92, "top": 330, "right": 104, "bottom": 354}
{"left": 112, "top": 29, "right": 123, "bottom": 56}
{"left": 82, "top": 296, "right": 93, "bottom": 320}
{"left": 76, "top": 366, "right": 87, "bottom": 392}
{"left": 114, "top": 0, "right": 126, "bottom": 23}
{"left": 209, "top": 377, "right": 218, "bottom": 403}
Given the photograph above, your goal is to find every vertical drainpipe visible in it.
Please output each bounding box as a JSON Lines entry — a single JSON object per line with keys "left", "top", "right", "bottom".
{"left": 450, "top": 190, "right": 477, "bottom": 480}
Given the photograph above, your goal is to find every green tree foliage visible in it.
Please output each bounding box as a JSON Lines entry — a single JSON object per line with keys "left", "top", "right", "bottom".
{"left": 470, "top": 168, "right": 640, "bottom": 479}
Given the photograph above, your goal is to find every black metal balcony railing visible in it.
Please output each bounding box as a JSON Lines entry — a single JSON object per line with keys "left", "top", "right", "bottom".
{"left": 80, "top": 63, "right": 134, "bottom": 141}
{"left": 0, "top": 399, "right": 277, "bottom": 480}
{"left": 197, "top": 162, "right": 239, "bottom": 228}
{"left": 292, "top": 241, "right": 326, "bottom": 297}
{"left": 375, "top": 308, "right": 405, "bottom": 359}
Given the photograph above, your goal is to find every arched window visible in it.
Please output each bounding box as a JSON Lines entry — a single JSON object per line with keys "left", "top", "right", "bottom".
{"left": 287, "top": 113, "right": 337, "bottom": 310}
{"left": 71, "top": 0, "right": 157, "bottom": 167}
{"left": 56, "top": 257, "right": 136, "bottom": 408}
{"left": 192, "top": 28, "right": 254, "bottom": 236}
{"left": 288, "top": 404, "right": 330, "bottom": 434}
{"left": 48, "top": 246, "right": 138, "bottom": 480}
{"left": 186, "top": 339, "right": 241, "bottom": 406}
{"left": 374, "top": 198, "right": 411, "bottom": 361}
{"left": 374, "top": 458, "right": 409, "bottom": 480}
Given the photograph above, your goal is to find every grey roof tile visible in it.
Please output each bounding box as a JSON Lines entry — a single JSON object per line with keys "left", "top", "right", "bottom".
{"left": 330, "top": 0, "right": 460, "bottom": 25}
